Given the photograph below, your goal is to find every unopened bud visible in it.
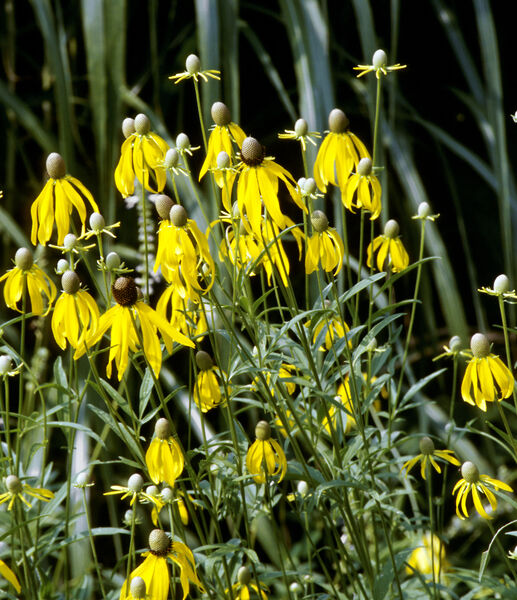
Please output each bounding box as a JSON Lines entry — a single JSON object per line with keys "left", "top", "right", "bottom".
{"left": 494, "top": 274, "right": 510, "bottom": 294}
{"left": 217, "top": 151, "right": 230, "bottom": 169}
{"left": 164, "top": 148, "right": 179, "bottom": 168}
{"left": 105, "top": 252, "right": 121, "bottom": 270}
{"left": 417, "top": 202, "right": 431, "bottom": 218}
{"left": 63, "top": 233, "right": 77, "bottom": 251}
{"left": 176, "top": 133, "right": 190, "bottom": 150}
{"left": 122, "top": 118, "right": 136, "bottom": 138}
{"left": 372, "top": 49, "right": 388, "bottom": 68}
{"left": 449, "top": 335, "right": 462, "bottom": 352}
{"left": 130, "top": 576, "right": 146, "bottom": 599}
{"left": 89, "top": 212, "right": 105, "bottom": 232}
{"left": 186, "top": 54, "right": 200, "bottom": 74}
{"left": 419, "top": 436, "right": 435, "bottom": 455}
{"left": 294, "top": 118, "right": 308, "bottom": 136}
{"left": 238, "top": 566, "right": 251, "bottom": 585}
{"left": 303, "top": 178, "right": 316, "bottom": 194}
{"left": 134, "top": 114, "right": 151, "bottom": 135}
{"left": 127, "top": 473, "right": 144, "bottom": 493}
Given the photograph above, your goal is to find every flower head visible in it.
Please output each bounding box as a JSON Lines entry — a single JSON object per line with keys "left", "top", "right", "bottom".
{"left": 452, "top": 461, "right": 513, "bottom": 520}
{"left": 193, "top": 351, "right": 227, "bottom": 412}
{"left": 114, "top": 114, "right": 169, "bottom": 197}
{"left": 278, "top": 118, "right": 320, "bottom": 152}
{"left": 169, "top": 53, "right": 220, "bottom": 84}
{"left": 156, "top": 284, "right": 208, "bottom": 341}
{"left": 0, "top": 247, "right": 57, "bottom": 315}
{"left": 367, "top": 219, "right": 409, "bottom": 272}
{"left": 305, "top": 210, "right": 345, "bottom": 275}
{"left": 313, "top": 109, "right": 370, "bottom": 193}
{"left": 236, "top": 136, "right": 306, "bottom": 237}
{"left": 246, "top": 421, "right": 287, "bottom": 484}
{"left": 119, "top": 529, "right": 204, "bottom": 600}
{"left": 74, "top": 277, "right": 194, "bottom": 380}
{"left": 0, "top": 558, "right": 21, "bottom": 594}
{"left": 104, "top": 473, "right": 163, "bottom": 514}
{"left": 226, "top": 566, "right": 268, "bottom": 600}
{"left": 0, "top": 475, "right": 54, "bottom": 511}
{"left": 406, "top": 534, "right": 447, "bottom": 581}
{"left": 354, "top": 49, "right": 407, "bottom": 79}
{"left": 145, "top": 418, "right": 184, "bottom": 488}
{"left": 51, "top": 271, "right": 100, "bottom": 350}
{"left": 30, "top": 153, "right": 99, "bottom": 245}
{"left": 401, "top": 436, "right": 460, "bottom": 480}
{"left": 199, "top": 102, "right": 246, "bottom": 186}
{"left": 461, "top": 333, "right": 514, "bottom": 411}
{"left": 478, "top": 274, "right": 517, "bottom": 302}
{"left": 309, "top": 307, "right": 351, "bottom": 352}
{"left": 343, "top": 157, "right": 381, "bottom": 219}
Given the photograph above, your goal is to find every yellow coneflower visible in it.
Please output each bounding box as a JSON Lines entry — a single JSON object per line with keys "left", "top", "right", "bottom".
{"left": 30, "top": 152, "right": 99, "bottom": 245}
{"left": 193, "top": 351, "right": 227, "bottom": 412}
{"left": 199, "top": 102, "right": 246, "bottom": 186}
{"left": 104, "top": 473, "right": 163, "bottom": 513}
{"left": 313, "top": 109, "right": 370, "bottom": 193}
{"left": 0, "top": 475, "right": 54, "bottom": 511}
{"left": 452, "top": 461, "right": 513, "bottom": 520}
{"left": 114, "top": 113, "right": 169, "bottom": 197}
{"left": 461, "top": 333, "right": 514, "bottom": 411}
{"left": 169, "top": 53, "right": 220, "bottom": 84}
{"left": 246, "top": 421, "right": 287, "bottom": 484}
{"left": 156, "top": 284, "right": 208, "bottom": 341}
{"left": 309, "top": 308, "right": 351, "bottom": 352}
{"left": 0, "top": 247, "right": 56, "bottom": 315}
{"left": 260, "top": 217, "right": 303, "bottom": 287}
{"left": 226, "top": 566, "right": 268, "bottom": 600}
{"left": 145, "top": 419, "right": 184, "bottom": 488}
{"left": 305, "top": 210, "right": 345, "bottom": 275}
{"left": 278, "top": 117, "right": 320, "bottom": 152}
{"left": 51, "top": 271, "right": 99, "bottom": 350}
{"left": 119, "top": 529, "right": 204, "bottom": 600}
{"left": 343, "top": 157, "right": 381, "bottom": 219}
{"left": 236, "top": 136, "right": 306, "bottom": 237}
{"left": 406, "top": 534, "right": 448, "bottom": 581}
{"left": 354, "top": 49, "right": 406, "bottom": 79}
{"left": 367, "top": 219, "right": 409, "bottom": 273}
{"left": 74, "top": 277, "right": 194, "bottom": 380}
{"left": 401, "top": 436, "right": 460, "bottom": 480}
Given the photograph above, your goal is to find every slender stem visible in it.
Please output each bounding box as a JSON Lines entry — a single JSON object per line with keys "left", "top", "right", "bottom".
{"left": 498, "top": 295, "right": 517, "bottom": 415}
{"left": 425, "top": 464, "right": 438, "bottom": 600}
{"left": 81, "top": 487, "right": 108, "bottom": 599}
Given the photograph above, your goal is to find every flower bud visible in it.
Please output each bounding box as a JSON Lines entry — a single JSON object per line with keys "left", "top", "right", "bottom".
{"left": 241, "top": 137, "right": 264, "bottom": 166}
{"left": 238, "top": 566, "right": 251, "bottom": 585}
{"left": 311, "top": 210, "right": 329, "bottom": 233}
{"left": 297, "top": 480, "right": 309, "bottom": 496}
{"left": 170, "top": 204, "right": 188, "bottom": 227}
{"left": 146, "top": 485, "right": 159, "bottom": 497}
{"left": 419, "top": 436, "right": 435, "bottom": 455}
{"left": 211, "top": 101, "right": 231, "bottom": 126}
{"left": 105, "top": 252, "right": 121, "bottom": 270}
{"left": 112, "top": 276, "right": 138, "bottom": 306}
{"left": 56, "top": 259, "right": 70, "bottom": 274}
{"left": 217, "top": 151, "right": 230, "bottom": 169}
{"left": 154, "top": 194, "right": 174, "bottom": 221}
{"left": 448, "top": 335, "right": 462, "bottom": 352}
{"left": 15, "top": 247, "right": 33, "bottom": 270}
{"left": 417, "top": 202, "right": 431, "bottom": 218}
{"left": 89, "top": 212, "right": 105, "bottom": 232}
{"left": 63, "top": 233, "right": 77, "bottom": 251}
{"left": 161, "top": 487, "right": 174, "bottom": 503}
{"left": 0, "top": 355, "right": 13, "bottom": 376}
{"left": 155, "top": 418, "right": 170, "bottom": 440}
{"left": 461, "top": 461, "right": 479, "bottom": 483}
{"left": 148, "top": 529, "right": 170, "bottom": 554}
{"left": 46, "top": 152, "right": 66, "bottom": 179}
{"left": 471, "top": 333, "right": 490, "bottom": 358}
{"left": 357, "top": 157, "right": 372, "bottom": 177}
{"left": 303, "top": 178, "right": 317, "bottom": 194}
{"left": 76, "top": 472, "right": 90, "bottom": 486}
{"left": 176, "top": 133, "right": 190, "bottom": 150}
{"left": 134, "top": 114, "right": 151, "bottom": 135}
{"left": 164, "top": 148, "right": 179, "bottom": 168}
{"left": 297, "top": 177, "right": 307, "bottom": 189}
{"left": 255, "top": 420, "right": 271, "bottom": 441}
{"left": 127, "top": 473, "right": 144, "bottom": 493}
{"left": 384, "top": 219, "right": 400, "bottom": 239}
{"left": 195, "top": 350, "right": 214, "bottom": 371}
{"left": 130, "top": 577, "right": 147, "bottom": 599}
{"left": 290, "top": 582, "right": 303, "bottom": 594}
{"left": 328, "top": 108, "right": 349, "bottom": 133}
{"left": 372, "top": 49, "right": 388, "bottom": 68}
{"left": 6, "top": 475, "right": 22, "bottom": 494}
{"left": 294, "top": 118, "right": 308, "bottom": 136}
{"left": 62, "top": 270, "right": 80, "bottom": 295}
{"left": 186, "top": 54, "right": 200, "bottom": 74}
{"left": 122, "top": 118, "right": 136, "bottom": 138}
{"left": 494, "top": 274, "right": 510, "bottom": 294}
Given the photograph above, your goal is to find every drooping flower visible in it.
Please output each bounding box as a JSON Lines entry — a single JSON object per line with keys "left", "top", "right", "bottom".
{"left": 145, "top": 418, "right": 184, "bottom": 488}
{"left": 156, "top": 284, "right": 208, "bottom": 341}
{"left": 405, "top": 534, "right": 448, "bottom": 581}
{"left": 30, "top": 152, "right": 99, "bottom": 246}
{"left": 305, "top": 210, "right": 345, "bottom": 275}
{"left": 253, "top": 362, "right": 297, "bottom": 397}
{"left": 199, "top": 102, "right": 246, "bottom": 186}
{"left": 236, "top": 136, "right": 306, "bottom": 237}
{"left": 278, "top": 118, "right": 320, "bottom": 152}
{"left": 0, "top": 247, "right": 56, "bottom": 315}
{"left": 452, "top": 461, "right": 513, "bottom": 520}
{"left": 342, "top": 157, "right": 381, "bottom": 219}
{"left": 114, "top": 113, "right": 169, "bottom": 197}
{"left": 119, "top": 529, "right": 204, "bottom": 600}
{"left": 367, "top": 219, "right": 409, "bottom": 273}
{"left": 260, "top": 217, "right": 303, "bottom": 287}
{"left": 354, "top": 49, "right": 406, "bottom": 79}
{"left": 226, "top": 566, "right": 268, "bottom": 600}
{"left": 154, "top": 204, "right": 215, "bottom": 296}
{"left": 309, "top": 307, "right": 351, "bottom": 352}
{"left": 169, "top": 53, "right": 220, "bottom": 84}
{"left": 461, "top": 333, "right": 514, "bottom": 411}
{"left": 246, "top": 421, "right": 287, "bottom": 484}
{"left": 74, "top": 277, "right": 194, "bottom": 380}
{"left": 193, "top": 351, "right": 227, "bottom": 412}
{"left": 313, "top": 108, "right": 370, "bottom": 193}
{"left": 0, "top": 558, "right": 21, "bottom": 594}
{"left": 0, "top": 475, "right": 54, "bottom": 511}
{"left": 51, "top": 271, "right": 99, "bottom": 350}
{"left": 401, "top": 436, "right": 460, "bottom": 480}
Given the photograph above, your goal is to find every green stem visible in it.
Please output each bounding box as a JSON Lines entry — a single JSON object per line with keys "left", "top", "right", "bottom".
{"left": 498, "top": 295, "right": 517, "bottom": 415}
{"left": 81, "top": 487, "right": 108, "bottom": 599}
